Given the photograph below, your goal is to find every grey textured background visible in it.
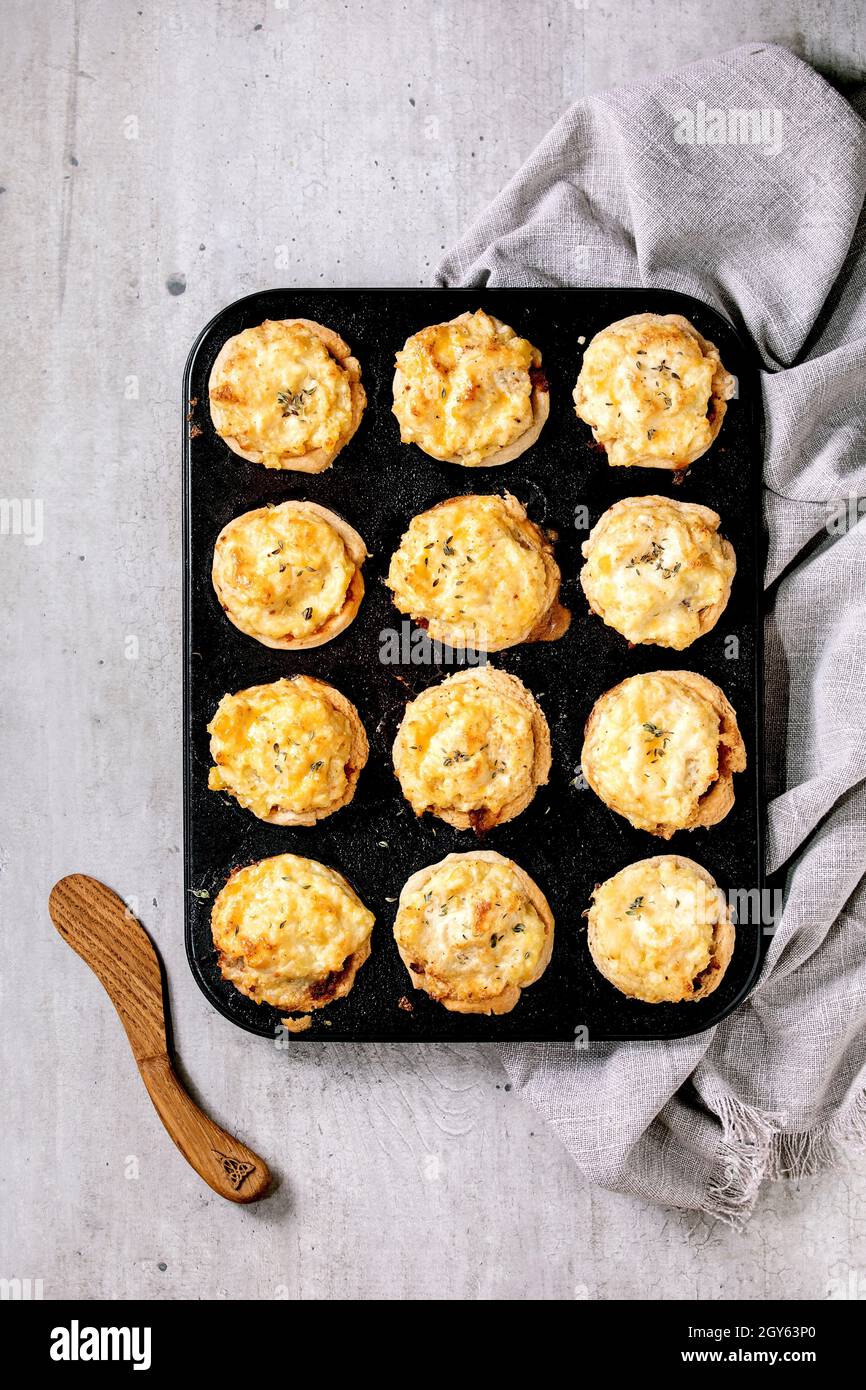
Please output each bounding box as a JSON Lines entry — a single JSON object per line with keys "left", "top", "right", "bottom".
{"left": 3, "top": 0, "right": 865, "bottom": 1301}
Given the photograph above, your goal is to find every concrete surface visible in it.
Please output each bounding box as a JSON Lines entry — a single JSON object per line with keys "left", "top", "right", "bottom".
{"left": 3, "top": 0, "right": 865, "bottom": 1301}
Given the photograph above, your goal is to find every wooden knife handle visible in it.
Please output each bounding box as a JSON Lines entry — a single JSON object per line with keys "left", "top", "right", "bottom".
{"left": 49, "top": 873, "right": 271, "bottom": 1204}
{"left": 138, "top": 1054, "right": 270, "bottom": 1203}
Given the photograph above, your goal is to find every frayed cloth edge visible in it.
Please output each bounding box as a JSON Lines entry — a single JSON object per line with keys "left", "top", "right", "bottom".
{"left": 704, "top": 1090, "right": 866, "bottom": 1227}
{"left": 705, "top": 1096, "right": 782, "bottom": 1228}
{"left": 769, "top": 1087, "right": 866, "bottom": 1180}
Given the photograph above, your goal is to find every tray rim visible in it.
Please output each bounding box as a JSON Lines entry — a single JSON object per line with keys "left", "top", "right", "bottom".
{"left": 182, "top": 284, "right": 766, "bottom": 1043}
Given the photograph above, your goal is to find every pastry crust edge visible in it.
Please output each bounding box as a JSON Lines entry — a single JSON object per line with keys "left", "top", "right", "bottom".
{"left": 581, "top": 669, "right": 747, "bottom": 839}
{"left": 209, "top": 674, "right": 369, "bottom": 827}
{"left": 392, "top": 666, "right": 551, "bottom": 831}
{"left": 587, "top": 853, "right": 735, "bottom": 1003}
{"left": 388, "top": 491, "right": 570, "bottom": 653}
{"left": 209, "top": 317, "right": 366, "bottom": 474}
{"left": 579, "top": 494, "right": 736, "bottom": 649}
{"left": 212, "top": 500, "right": 367, "bottom": 650}
{"left": 212, "top": 861, "right": 373, "bottom": 1013}
{"left": 572, "top": 312, "right": 736, "bottom": 471}
{"left": 394, "top": 849, "right": 555, "bottom": 1015}
{"left": 392, "top": 311, "right": 549, "bottom": 468}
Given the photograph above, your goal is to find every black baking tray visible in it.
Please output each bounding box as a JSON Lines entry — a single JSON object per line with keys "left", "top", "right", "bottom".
{"left": 183, "top": 288, "right": 765, "bottom": 1042}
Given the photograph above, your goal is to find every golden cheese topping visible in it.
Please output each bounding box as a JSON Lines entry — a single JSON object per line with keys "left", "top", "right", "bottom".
{"left": 211, "top": 854, "right": 374, "bottom": 1009}
{"left": 582, "top": 672, "right": 720, "bottom": 834}
{"left": 581, "top": 496, "right": 735, "bottom": 649}
{"left": 213, "top": 502, "right": 358, "bottom": 645}
{"left": 208, "top": 677, "right": 363, "bottom": 822}
{"left": 386, "top": 494, "right": 553, "bottom": 650}
{"left": 393, "top": 668, "right": 545, "bottom": 824}
{"left": 587, "top": 856, "right": 729, "bottom": 1003}
{"left": 393, "top": 309, "right": 542, "bottom": 465}
{"left": 574, "top": 313, "right": 734, "bottom": 469}
{"left": 394, "top": 855, "right": 550, "bottom": 1007}
{"left": 209, "top": 320, "right": 356, "bottom": 468}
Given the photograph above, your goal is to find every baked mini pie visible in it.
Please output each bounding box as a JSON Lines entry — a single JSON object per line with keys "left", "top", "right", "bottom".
{"left": 581, "top": 670, "right": 746, "bottom": 838}
{"left": 580, "top": 495, "right": 736, "bottom": 649}
{"left": 386, "top": 492, "right": 570, "bottom": 651}
{"left": 393, "top": 667, "right": 551, "bottom": 831}
{"left": 392, "top": 308, "right": 549, "bottom": 467}
{"left": 573, "top": 312, "right": 736, "bottom": 469}
{"left": 211, "top": 853, "right": 374, "bottom": 1012}
{"left": 208, "top": 676, "right": 368, "bottom": 825}
{"left": 393, "top": 850, "right": 554, "bottom": 1015}
{"left": 586, "top": 854, "right": 734, "bottom": 1003}
{"left": 209, "top": 318, "right": 365, "bottom": 472}
{"left": 212, "top": 500, "right": 367, "bottom": 649}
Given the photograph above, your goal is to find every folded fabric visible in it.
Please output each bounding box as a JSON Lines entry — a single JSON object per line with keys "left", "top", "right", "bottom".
{"left": 438, "top": 43, "right": 866, "bottom": 1223}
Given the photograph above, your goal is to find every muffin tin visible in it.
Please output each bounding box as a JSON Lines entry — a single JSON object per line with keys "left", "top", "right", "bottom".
{"left": 183, "top": 288, "right": 764, "bottom": 1041}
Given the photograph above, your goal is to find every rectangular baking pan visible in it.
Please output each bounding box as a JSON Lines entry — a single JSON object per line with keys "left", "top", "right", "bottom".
{"left": 183, "top": 288, "right": 765, "bottom": 1042}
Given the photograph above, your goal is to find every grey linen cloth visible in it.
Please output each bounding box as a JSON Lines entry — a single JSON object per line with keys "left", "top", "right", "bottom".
{"left": 438, "top": 43, "right": 866, "bottom": 1222}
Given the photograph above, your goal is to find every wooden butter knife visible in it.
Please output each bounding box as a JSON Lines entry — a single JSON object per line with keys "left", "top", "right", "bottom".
{"left": 48, "top": 873, "right": 271, "bottom": 1203}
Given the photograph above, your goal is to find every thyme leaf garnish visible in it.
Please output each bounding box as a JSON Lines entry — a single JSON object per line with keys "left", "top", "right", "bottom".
{"left": 277, "top": 383, "right": 317, "bottom": 417}
{"left": 643, "top": 721, "right": 671, "bottom": 761}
